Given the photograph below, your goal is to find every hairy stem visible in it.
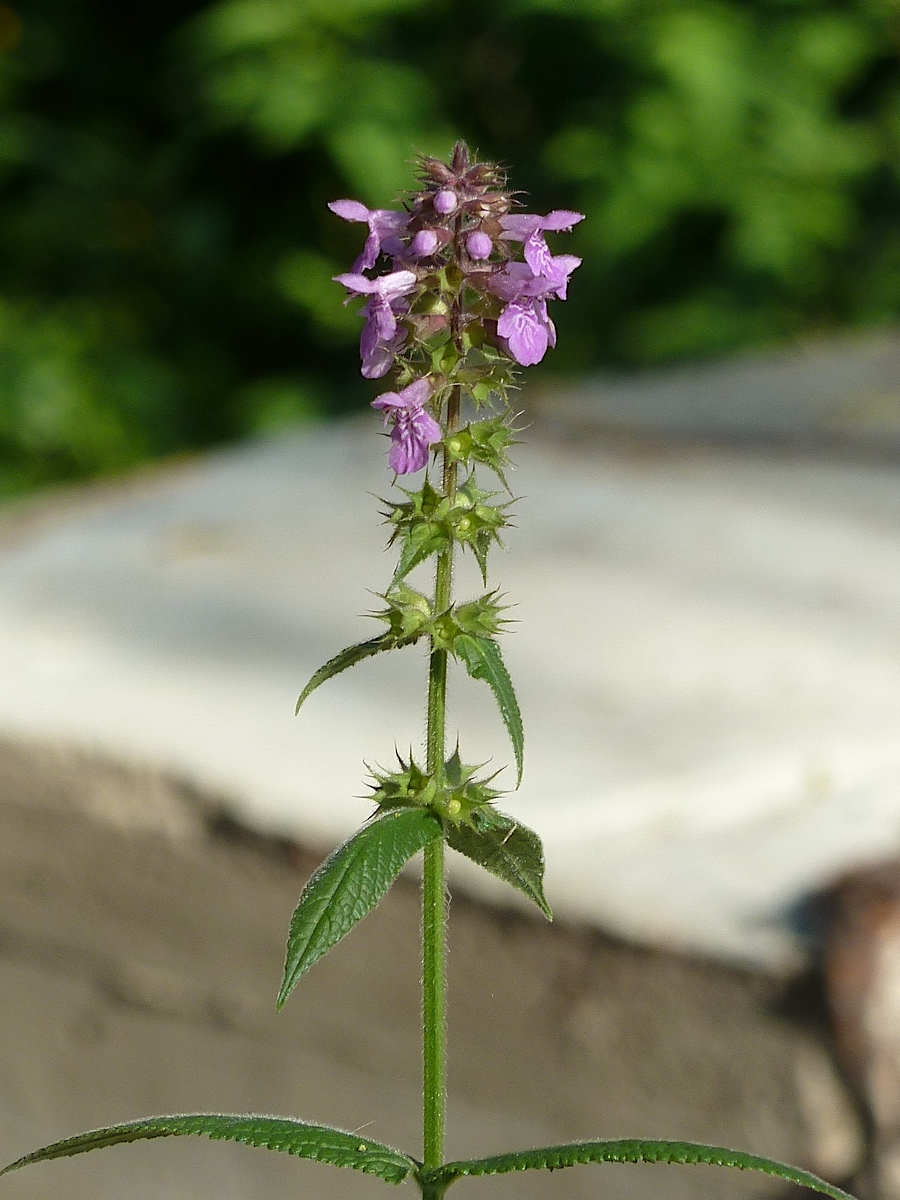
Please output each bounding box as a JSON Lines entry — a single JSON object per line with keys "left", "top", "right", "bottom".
{"left": 420, "top": 1178, "right": 450, "bottom": 1200}
{"left": 422, "top": 835, "right": 447, "bottom": 1170}
{"left": 422, "top": 377, "right": 460, "bottom": 1170}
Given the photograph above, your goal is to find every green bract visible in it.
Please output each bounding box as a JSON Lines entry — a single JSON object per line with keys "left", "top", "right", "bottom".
{"left": 386, "top": 476, "right": 513, "bottom": 585}
{"left": 373, "top": 583, "right": 434, "bottom": 640}
{"left": 367, "top": 748, "right": 506, "bottom": 829}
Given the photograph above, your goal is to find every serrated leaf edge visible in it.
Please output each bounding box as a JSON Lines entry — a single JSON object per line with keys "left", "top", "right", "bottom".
{"left": 448, "top": 815, "right": 551, "bottom": 920}
{"left": 278, "top": 808, "right": 442, "bottom": 1008}
{"left": 453, "top": 634, "right": 524, "bottom": 785}
{"left": 0, "top": 1114, "right": 417, "bottom": 1185}
{"left": 296, "top": 635, "right": 402, "bottom": 714}
{"left": 420, "top": 1138, "right": 855, "bottom": 1199}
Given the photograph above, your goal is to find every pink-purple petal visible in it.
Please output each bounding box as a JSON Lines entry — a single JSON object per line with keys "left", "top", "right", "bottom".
{"left": 333, "top": 272, "right": 377, "bottom": 295}
{"left": 536, "top": 299, "right": 557, "bottom": 348}
{"left": 498, "top": 214, "right": 541, "bottom": 241}
{"left": 360, "top": 318, "right": 404, "bottom": 380}
{"left": 378, "top": 270, "right": 417, "bottom": 301}
{"left": 329, "top": 199, "right": 371, "bottom": 222}
{"left": 389, "top": 426, "right": 427, "bottom": 474}
{"left": 361, "top": 343, "right": 396, "bottom": 379}
{"left": 488, "top": 261, "right": 537, "bottom": 302}
{"left": 413, "top": 408, "right": 441, "bottom": 442}
{"left": 371, "top": 295, "right": 398, "bottom": 340}
{"left": 372, "top": 211, "right": 409, "bottom": 236}
{"left": 500, "top": 209, "right": 585, "bottom": 242}
{"left": 524, "top": 231, "right": 554, "bottom": 277}
{"left": 371, "top": 390, "right": 401, "bottom": 415}
{"left": 400, "top": 377, "right": 433, "bottom": 408}
{"left": 540, "top": 209, "right": 585, "bottom": 231}
{"left": 497, "top": 301, "right": 550, "bottom": 366}
{"left": 544, "top": 253, "right": 582, "bottom": 299}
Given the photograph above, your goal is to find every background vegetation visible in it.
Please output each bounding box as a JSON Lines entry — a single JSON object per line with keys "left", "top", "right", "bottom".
{"left": 0, "top": 0, "right": 897, "bottom": 492}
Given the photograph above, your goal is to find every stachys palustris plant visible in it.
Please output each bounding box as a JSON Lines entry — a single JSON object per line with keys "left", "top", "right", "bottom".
{"left": 0, "top": 141, "right": 855, "bottom": 1200}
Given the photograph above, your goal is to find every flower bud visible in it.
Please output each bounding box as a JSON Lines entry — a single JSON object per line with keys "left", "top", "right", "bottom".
{"left": 466, "top": 230, "right": 493, "bottom": 260}
{"left": 411, "top": 228, "right": 439, "bottom": 257}
{"left": 378, "top": 582, "right": 433, "bottom": 640}
{"left": 434, "top": 189, "right": 458, "bottom": 215}
{"left": 444, "top": 429, "right": 472, "bottom": 462}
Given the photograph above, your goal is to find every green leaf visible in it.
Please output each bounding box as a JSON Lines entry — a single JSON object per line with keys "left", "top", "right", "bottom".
{"left": 295, "top": 635, "right": 390, "bottom": 713}
{"left": 0, "top": 1115, "right": 416, "bottom": 1185}
{"left": 422, "top": 1139, "right": 855, "bottom": 1200}
{"left": 453, "top": 634, "right": 524, "bottom": 785}
{"left": 278, "top": 808, "right": 442, "bottom": 1008}
{"left": 448, "top": 809, "right": 551, "bottom": 919}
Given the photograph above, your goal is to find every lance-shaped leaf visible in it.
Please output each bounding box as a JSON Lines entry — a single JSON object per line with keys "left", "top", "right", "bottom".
{"left": 421, "top": 1138, "right": 855, "bottom": 1200}
{"left": 0, "top": 1114, "right": 416, "bottom": 1185}
{"left": 453, "top": 633, "right": 523, "bottom": 785}
{"left": 278, "top": 808, "right": 442, "bottom": 1008}
{"left": 448, "top": 809, "right": 551, "bottom": 919}
{"left": 296, "top": 635, "right": 394, "bottom": 714}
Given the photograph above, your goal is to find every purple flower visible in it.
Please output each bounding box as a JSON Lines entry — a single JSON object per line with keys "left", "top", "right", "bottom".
{"left": 500, "top": 210, "right": 584, "bottom": 294}
{"left": 329, "top": 199, "right": 409, "bottom": 271}
{"left": 488, "top": 248, "right": 582, "bottom": 366}
{"left": 334, "top": 270, "right": 416, "bottom": 336}
{"left": 497, "top": 297, "right": 556, "bottom": 367}
{"left": 334, "top": 270, "right": 417, "bottom": 376}
{"left": 488, "top": 266, "right": 565, "bottom": 366}
{"left": 371, "top": 378, "right": 441, "bottom": 474}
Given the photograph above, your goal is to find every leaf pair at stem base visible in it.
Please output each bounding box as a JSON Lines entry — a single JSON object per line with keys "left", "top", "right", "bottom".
{"left": 0, "top": 1116, "right": 856, "bottom": 1200}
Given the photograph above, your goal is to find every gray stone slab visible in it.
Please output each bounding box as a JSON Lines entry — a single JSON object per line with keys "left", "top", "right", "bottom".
{"left": 0, "top": 742, "right": 861, "bottom": 1199}
{"left": 0, "top": 401, "right": 899, "bottom": 970}
{"left": 535, "top": 329, "right": 900, "bottom": 450}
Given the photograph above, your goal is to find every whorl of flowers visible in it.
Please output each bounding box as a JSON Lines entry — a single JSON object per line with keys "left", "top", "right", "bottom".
{"left": 331, "top": 141, "right": 582, "bottom": 474}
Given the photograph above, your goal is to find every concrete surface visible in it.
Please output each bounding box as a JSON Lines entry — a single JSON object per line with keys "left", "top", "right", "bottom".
{"left": 536, "top": 330, "right": 900, "bottom": 452}
{"left": 0, "top": 376, "right": 898, "bottom": 967}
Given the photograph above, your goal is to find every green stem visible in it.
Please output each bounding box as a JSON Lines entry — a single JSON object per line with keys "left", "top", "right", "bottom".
{"left": 422, "top": 836, "right": 447, "bottom": 1170}
{"left": 422, "top": 383, "right": 460, "bottom": 1170}
{"left": 420, "top": 1179, "right": 450, "bottom": 1200}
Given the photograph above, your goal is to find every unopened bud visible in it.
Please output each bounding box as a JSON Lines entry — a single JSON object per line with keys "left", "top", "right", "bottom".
{"left": 434, "top": 189, "right": 458, "bottom": 215}
{"left": 412, "top": 228, "right": 439, "bottom": 257}
{"left": 466, "top": 230, "right": 493, "bottom": 260}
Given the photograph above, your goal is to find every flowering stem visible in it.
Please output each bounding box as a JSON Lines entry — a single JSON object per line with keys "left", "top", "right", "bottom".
{"left": 326, "top": 141, "right": 582, "bottom": 1181}
{"left": 422, "top": 382, "right": 460, "bottom": 1170}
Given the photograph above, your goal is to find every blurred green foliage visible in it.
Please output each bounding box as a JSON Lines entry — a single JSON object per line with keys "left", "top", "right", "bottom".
{"left": 0, "top": 0, "right": 897, "bottom": 491}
